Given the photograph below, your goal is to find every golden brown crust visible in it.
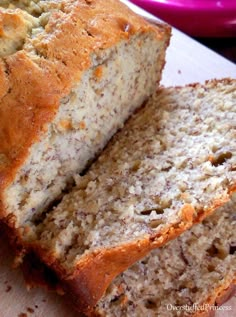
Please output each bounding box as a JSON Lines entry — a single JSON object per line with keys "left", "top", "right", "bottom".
{"left": 8, "top": 77, "right": 235, "bottom": 312}
{"left": 22, "top": 196, "right": 234, "bottom": 313}
{"left": 192, "top": 280, "right": 236, "bottom": 317}
{"left": 166, "top": 77, "right": 236, "bottom": 91}
{"left": 25, "top": 219, "right": 186, "bottom": 306}
{"left": 22, "top": 248, "right": 236, "bottom": 316}
{"left": 4, "top": 76, "right": 235, "bottom": 312}
{"left": 63, "top": 202, "right": 231, "bottom": 313}
{"left": 0, "top": 0, "right": 167, "bottom": 219}
{"left": 22, "top": 223, "right": 186, "bottom": 312}
{"left": 216, "top": 281, "right": 236, "bottom": 306}
{"left": 18, "top": 204, "right": 193, "bottom": 311}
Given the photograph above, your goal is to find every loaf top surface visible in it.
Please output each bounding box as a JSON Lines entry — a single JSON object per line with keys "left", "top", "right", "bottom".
{"left": 0, "top": 0, "right": 167, "bottom": 193}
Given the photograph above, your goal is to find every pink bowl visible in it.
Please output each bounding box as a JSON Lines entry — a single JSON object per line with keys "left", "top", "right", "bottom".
{"left": 130, "top": 0, "right": 236, "bottom": 37}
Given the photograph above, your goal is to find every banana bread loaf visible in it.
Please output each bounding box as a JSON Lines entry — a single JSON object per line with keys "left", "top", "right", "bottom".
{"left": 94, "top": 197, "right": 236, "bottom": 317}
{"left": 22, "top": 79, "right": 236, "bottom": 312}
{"left": 0, "top": 0, "right": 170, "bottom": 229}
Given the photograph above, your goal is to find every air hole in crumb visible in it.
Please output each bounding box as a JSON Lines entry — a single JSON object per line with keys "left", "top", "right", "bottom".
{"left": 5, "top": 285, "right": 12, "bottom": 292}
{"left": 18, "top": 193, "right": 30, "bottom": 209}
{"left": 211, "top": 151, "right": 232, "bottom": 167}
{"left": 149, "top": 219, "right": 163, "bottom": 228}
{"left": 180, "top": 246, "right": 189, "bottom": 266}
{"left": 140, "top": 208, "right": 164, "bottom": 216}
{"left": 110, "top": 294, "right": 127, "bottom": 306}
{"left": 207, "top": 264, "right": 216, "bottom": 272}
{"left": 161, "top": 166, "right": 172, "bottom": 172}
{"left": 32, "top": 196, "right": 63, "bottom": 226}
{"left": 144, "top": 299, "right": 157, "bottom": 309}
{"left": 191, "top": 287, "right": 198, "bottom": 293}
{"left": 230, "top": 244, "right": 236, "bottom": 255}
{"left": 207, "top": 244, "right": 228, "bottom": 260}
{"left": 111, "top": 294, "right": 122, "bottom": 303}
{"left": 206, "top": 245, "right": 218, "bottom": 256}
{"left": 127, "top": 300, "right": 136, "bottom": 309}
{"left": 110, "top": 295, "right": 120, "bottom": 303}
{"left": 32, "top": 179, "right": 75, "bottom": 226}
{"left": 27, "top": 307, "right": 34, "bottom": 314}
{"left": 140, "top": 210, "right": 152, "bottom": 216}
{"left": 131, "top": 160, "right": 141, "bottom": 172}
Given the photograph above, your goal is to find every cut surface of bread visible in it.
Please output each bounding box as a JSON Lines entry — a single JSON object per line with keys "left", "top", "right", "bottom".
{"left": 22, "top": 79, "right": 236, "bottom": 311}
{"left": 0, "top": 0, "right": 170, "bottom": 227}
{"left": 94, "top": 197, "right": 236, "bottom": 317}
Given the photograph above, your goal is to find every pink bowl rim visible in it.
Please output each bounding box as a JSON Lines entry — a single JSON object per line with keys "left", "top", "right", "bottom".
{"left": 137, "top": 0, "right": 236, "bottom": 11}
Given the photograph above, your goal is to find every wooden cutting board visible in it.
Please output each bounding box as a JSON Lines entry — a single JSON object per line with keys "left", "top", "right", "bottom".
{"left": 0, "top": 1, "right": 236, "bottom": 316}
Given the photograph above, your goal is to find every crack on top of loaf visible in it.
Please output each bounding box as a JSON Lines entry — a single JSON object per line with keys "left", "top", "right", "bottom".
{"left": 0, "top": 0, "right": 67, "bottom": 57}
{"left": 0, "top": 0, "right": 43, "bottom": 57}
{"left": 0, "top": 0, "right": 43, "bottom": 16}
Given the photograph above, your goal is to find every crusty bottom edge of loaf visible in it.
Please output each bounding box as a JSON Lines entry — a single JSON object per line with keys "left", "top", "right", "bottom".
{"left": 19, "top": 204, "right": 236, "bottom": 317}
{"left": 92, "top": 201, "right": 235, "bottom": 317}
{"left": 18, "top": 247, "right": 236, "bottom": 317}
{"left": 18, "top": 197, "right": 235, "bottom": 315}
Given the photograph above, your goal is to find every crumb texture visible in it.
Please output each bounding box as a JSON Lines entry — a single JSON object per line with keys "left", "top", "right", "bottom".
{"left": 4, "top": 32, "right": 166, "bottom": 226}
{"left": 31, "top": 79, "right": 236, "bottom": 272}
{"left": 0, "top": 0, "right": 170, "bottom": 227}
{"left": 96, "top": 198, "right": 236, "bottom": 316}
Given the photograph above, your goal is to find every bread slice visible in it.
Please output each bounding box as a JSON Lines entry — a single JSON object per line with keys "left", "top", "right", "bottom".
{"left": 21, "top": 79, "right": 236, "bottom": 312}
{"left": 94, "top": 198, "right": 236, "bottom": 317}
{"left": 0, "top": 0, "right": 170, "bottom": 228}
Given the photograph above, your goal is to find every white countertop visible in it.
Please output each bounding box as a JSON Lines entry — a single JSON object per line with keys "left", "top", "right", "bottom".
{"left": 122, "top": 0, "right": 236, "bottom": 87}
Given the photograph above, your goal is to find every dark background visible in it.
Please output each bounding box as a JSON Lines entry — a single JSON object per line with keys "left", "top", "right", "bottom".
{"left": 196, "top": 38, "right": 236, "bottom": 64}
